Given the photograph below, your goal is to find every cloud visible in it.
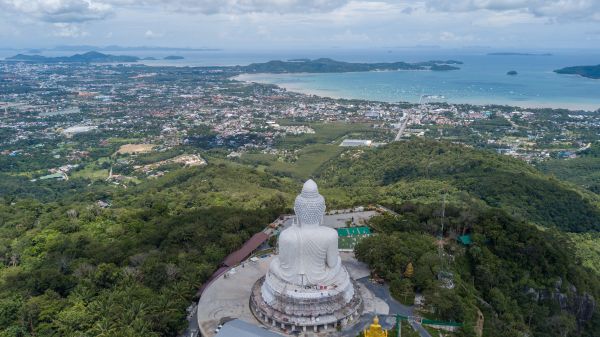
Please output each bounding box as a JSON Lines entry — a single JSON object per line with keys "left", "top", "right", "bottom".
{"left": 0, "top": 0, "right": 113, "bottom": 23}
{"left": 424, "top": 0, "right": 600, "bottom": 22}
{"left": 4, "top": 0, "right": 598, "bottom": 26}
{"left": 472, "top": 10, "right": 542, "bottom": 27}
{"left": 439, "top": 31, "right": 474, "bottom": 42}
{"left": 144, "top": 29, "right": 163, "bottom": 38}
{"left": 53, "top": 22, "right": 89, "bottom": 37}
{"left": 155, "top": 0, "right": 351, "bottom": 14}
{"left": 401, "top": 7, "right": 413, "bottom": 14}
{"left": 0, "top": 0, "right": 353, "bottom": 23}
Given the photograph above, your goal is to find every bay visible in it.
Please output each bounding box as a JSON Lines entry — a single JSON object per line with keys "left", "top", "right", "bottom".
{"left": 234, "top": 51, "right": 600, "bottom": 111}
{"left": 3, "top": 47, "right": 599, "bottom": 110}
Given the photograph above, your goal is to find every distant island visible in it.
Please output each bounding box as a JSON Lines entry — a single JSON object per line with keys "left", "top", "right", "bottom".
{"left": 238, "top": 58, "right": 462, "bottom": 73}
{"left": 554, "top": 65, "right": 600, "bottom": 79}
{"left": 50, "top": 45, "right": 220, "bottom": 52}
{"left": 507, "top": 70, "right": 518, "bottom": 75}
{"left": 488, "top": 52, "right": 552, "bottom": 56}
{"left": 6, "top": 51, "right": 139, "bottom": 63}
{"left": 164, "top": 55, "right": 184, "bottom": 60}
{"left": 141, "top": 57, "right": 157, "bottom": 60}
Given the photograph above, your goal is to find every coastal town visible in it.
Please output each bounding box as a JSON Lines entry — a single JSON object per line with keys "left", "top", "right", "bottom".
{"left": 3, "top": 0, "right": 600, "bottom": 335}
{"left": 1, "top": 61, "right": 599, "bottom": 184}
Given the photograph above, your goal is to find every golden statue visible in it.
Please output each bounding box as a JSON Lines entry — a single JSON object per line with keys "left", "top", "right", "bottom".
{"left": 364, "top": 316, "right": 388, "bottom": 337}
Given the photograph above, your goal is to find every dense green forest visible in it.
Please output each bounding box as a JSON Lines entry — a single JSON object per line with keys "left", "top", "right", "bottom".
{"left": 317, "top": 138, "right": 600, "bottom": 232}
{"left": 316, "top": 139, "right": 600, "bottom": 336}
{"left": 554, "top": 65, "right": 600, "bottom": 79}
{"left": 539, "top": 142, "right": 600, "bottom": 194}
{"left": 0, "top": 139, "right": 598, "bottom": 337}
{"left": 356, "top": 207, "right": 599, "bottom": 337}
{"left": 237, "top": 58, "right": 461, "bottom": 73}
{"left": 0, "top": 165, "right": 294, "bottom": 336}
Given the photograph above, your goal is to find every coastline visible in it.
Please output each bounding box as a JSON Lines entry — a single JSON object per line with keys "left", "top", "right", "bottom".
{"left": 234, "top": 73, "right": 600, "bottom": 112}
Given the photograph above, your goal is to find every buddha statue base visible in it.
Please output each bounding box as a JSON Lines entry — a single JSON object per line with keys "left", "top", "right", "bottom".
{"left": 250, "top": 274, "right": 363, "bottom": 332}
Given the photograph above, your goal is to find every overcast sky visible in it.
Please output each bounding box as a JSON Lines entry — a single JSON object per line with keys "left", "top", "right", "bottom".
{"left": 1, "top": 0, "right": 600, "bottom": 50}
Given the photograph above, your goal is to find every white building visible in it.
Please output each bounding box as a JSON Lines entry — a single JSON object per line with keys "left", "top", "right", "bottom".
{"left": 340, "top": 139, "right": 372, "bottom": 147}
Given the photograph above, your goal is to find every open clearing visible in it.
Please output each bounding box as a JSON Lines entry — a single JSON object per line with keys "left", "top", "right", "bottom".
{"left": 117, "top": 143, "right": 155, "bottom": 154}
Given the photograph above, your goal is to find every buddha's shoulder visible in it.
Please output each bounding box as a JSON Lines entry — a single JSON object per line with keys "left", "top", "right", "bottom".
{"left": 280, "top": 227, "right": 298, "bottom": 238}
{"left": 281, "top": 226, "right": 336, "bottom": 238}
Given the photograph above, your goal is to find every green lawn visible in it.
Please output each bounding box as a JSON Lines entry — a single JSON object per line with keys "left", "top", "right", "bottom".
{"left": 241, "top": 144, "right": 343, "bottom": 179}
{"left": 275, "top": 121, "right": 387, "bottom": 148}
{"left": 105, "top": 137, "right": 141, "bottom": 144}
{"left": 239, "top": 121, "right": 389, "bottom": 180}
{"left": 71, "top": 164, "right": 109, "bottom": 180}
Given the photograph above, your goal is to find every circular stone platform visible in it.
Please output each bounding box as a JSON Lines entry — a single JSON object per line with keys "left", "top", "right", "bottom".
{"left": 250, "top": 275, "right": 363, "bottom": 333}
{"left": 197, "top": 251, "right": 382, "bottom": 337}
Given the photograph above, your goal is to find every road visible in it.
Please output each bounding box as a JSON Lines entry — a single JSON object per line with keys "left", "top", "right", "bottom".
{"left": 394, "top": 111, "right": 413, "bottom": 141}
{"left": 357, "top": 277, "right": 432, "bottom": 337}
{"left": 179, "top": 303, "right": 199, "bottom": 337}
{"left": 410, "top": 321, "right": 433, "bottom": 337}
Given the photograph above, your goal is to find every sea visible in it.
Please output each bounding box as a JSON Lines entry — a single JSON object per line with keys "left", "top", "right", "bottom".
{"left": 2, "top": 47, "right": 599, "bottom": 111}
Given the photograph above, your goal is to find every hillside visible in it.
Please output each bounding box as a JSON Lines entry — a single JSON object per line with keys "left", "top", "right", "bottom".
{"left": 0, "top": 165, "right": 295, "bottom": 337}
{"left": 317, "top": 139, "right": 600, "bottom": 232}
{"left": 238, "top": 58, "right": 461, "bottom": 73}
{"left": 6, "top": 51, "right": 140, "bottom": 63}
{"left": 554, "top": 65, "right": 600, "bottom": 79}
{"left": 356, "top": 206, "right": 599, "bottom": 337}
{"left": 0, "top": 139, "right": 599, "bottom": 337}
{"left": 538, "top": 142, "right": 600, "bottom": 194}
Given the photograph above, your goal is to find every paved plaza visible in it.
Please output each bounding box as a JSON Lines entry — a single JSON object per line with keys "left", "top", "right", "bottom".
{"left": 197, "top": 252, "right": 389, "bottom": 337}
{"left": 279, "top": 211, "right": 380, "bottom": 231}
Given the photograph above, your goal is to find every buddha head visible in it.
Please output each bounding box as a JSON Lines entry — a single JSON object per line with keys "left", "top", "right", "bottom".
{"left": 294, "top": 179, "right": 326, "bottom": 227}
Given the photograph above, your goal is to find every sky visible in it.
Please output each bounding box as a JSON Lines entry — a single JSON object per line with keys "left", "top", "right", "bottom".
{"left": 1, "top": 0, "right": 600, "bottom": 50}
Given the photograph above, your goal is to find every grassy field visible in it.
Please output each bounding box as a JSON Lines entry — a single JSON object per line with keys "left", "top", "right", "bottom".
{"left": 239, "top": 121, "right": 389, "bottom": 179}
{"left": 70, "top": 157, "right": 112, "bottom": 181}
{"left": 241, "top": 144, "right": 343, "bottom": 179}
{"left": 105, "top": 137, "right": 142, "bottom": 144}
{"left": 275, "top": 121, "right": 388, "bottom": 148}
{"left": 71, "top": 165, "right": 109, "bottom": 180}
{"left": 116, "top": 143, "right": 155, "bottom": 154}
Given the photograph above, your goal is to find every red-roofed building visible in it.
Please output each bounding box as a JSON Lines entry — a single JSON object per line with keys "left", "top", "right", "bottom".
{"left": 222, "top": 231, "right": 269, "bottom": 267}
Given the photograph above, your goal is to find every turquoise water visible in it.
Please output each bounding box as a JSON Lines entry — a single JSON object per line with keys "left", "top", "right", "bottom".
{"left": 2, "top": 48, "right": 599, "bottom": 110}
{"left": 235, "top": 52, "right": 600, "bottom": 111}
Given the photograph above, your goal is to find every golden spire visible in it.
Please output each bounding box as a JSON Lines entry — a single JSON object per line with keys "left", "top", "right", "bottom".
{"left": 364, "top": 316, "right": 388, "bottom": 337}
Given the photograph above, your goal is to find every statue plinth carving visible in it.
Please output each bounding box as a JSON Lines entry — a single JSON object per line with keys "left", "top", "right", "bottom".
{"left": 250, "top": 180, "right": 362, "bottom": 332}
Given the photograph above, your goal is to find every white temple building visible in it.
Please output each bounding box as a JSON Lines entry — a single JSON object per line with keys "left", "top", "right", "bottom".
{"left": 250, "top": 180, "right": 362, "bottom": 333}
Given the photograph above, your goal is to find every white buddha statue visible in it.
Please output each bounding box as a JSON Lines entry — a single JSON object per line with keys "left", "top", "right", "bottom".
{"left": 254, "top": 179, "right": 360, "bottom": 329}
{"left": 268, "top": 179, "right": 344, "bottom": 285}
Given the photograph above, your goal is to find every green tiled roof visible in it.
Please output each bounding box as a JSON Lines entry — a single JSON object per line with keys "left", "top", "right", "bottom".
{"left": 337, "top": 226, "right": 371, "bottom": 237}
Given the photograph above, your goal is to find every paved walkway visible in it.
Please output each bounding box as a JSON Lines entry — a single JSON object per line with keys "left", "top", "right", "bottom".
{"left": 280, "top": 211, "right": 380, "bottom": 230}
{"left": 181, "top": 304, "right": 199, "bottom": 337}
{"left": 357, "top": 278, "right": 432, "bottom": 337}
{"left": 357, "top": 278, "right": 413, "bottom": 317}
{"left": 196, "top": 255, "right": 273, "bottom": 337}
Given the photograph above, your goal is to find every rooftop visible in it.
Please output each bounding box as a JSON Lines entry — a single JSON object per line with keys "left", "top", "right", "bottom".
{"left": 222, "top": 231, "right": 269, "bottom": 267}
